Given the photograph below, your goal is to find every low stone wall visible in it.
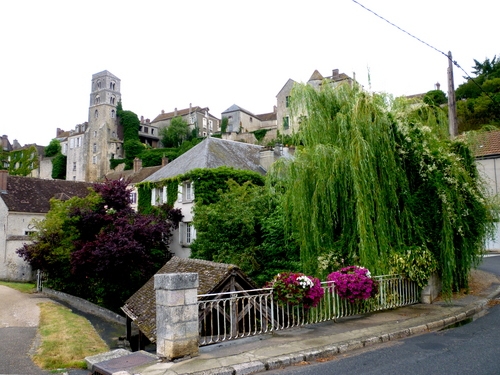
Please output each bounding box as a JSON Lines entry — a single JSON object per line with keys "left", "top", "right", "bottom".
{"left": 420, "top": 273, "right": 442, "bottom": 304}
{"left": 43, "top": 288, "right": 126, "bottom": 325}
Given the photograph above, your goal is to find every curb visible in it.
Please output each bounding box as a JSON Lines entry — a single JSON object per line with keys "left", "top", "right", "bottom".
{"left": 183, "top": 289, "right": 500, "bottom": 375}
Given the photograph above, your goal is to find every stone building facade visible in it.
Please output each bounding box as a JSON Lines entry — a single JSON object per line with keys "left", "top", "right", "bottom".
{"left": 60, "top": 71, "right": 122, "bottom": 182}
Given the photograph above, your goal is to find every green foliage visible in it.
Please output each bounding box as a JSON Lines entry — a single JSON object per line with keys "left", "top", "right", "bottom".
{"left": 110, "top": 158, "right": 125, "bottom": 170}
{"left": 17, "top": 180, "right": 181, "bottom": 312}
{"left": 423, "top": 90, "right": 447, "bottom": 106}
{"left": 8, "top": 146, "right": 39, "bottom": 176}
{"left": 270, "top": 82, "right": 495, "bottom": 297}
{"left": 389, "top": 246, "right": 438, "bottom": 288}
{"left": 456, "top": 55, "right": 500, "bottom": 132}
{"left": 51, "top": 154, "right": 67, "bottom": 180}
{"left": 160, "top": 116, "right": 191, "bottom": 148}
{"left": 123, "top": 140, "right": 145, "bottom": 166}
{"left": 220, "top": 117, "right": 228, "bottom": 133}
{"left": 45, "top": 139, "right": 61, "bottom": 157}
{"left": 252, "top": 129, "right": 269, "bottom": 142}
{"left": 190, "top": 180, "right": 300, "bottom": 285}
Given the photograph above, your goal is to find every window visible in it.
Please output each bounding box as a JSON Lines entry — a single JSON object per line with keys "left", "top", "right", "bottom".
{"left": 283, "top": 116, "right": 289, "bottom": 130}
{"left": 70, "top": 138, "right": 74, "bottom": 149}
{"left": 76, "top": 137, "right": 81, "bottom": 147}
{"left": 209, "top": 119, "right": 213, "bottom": 130}
{"left": 151, "top": 186, "right": 167, "bottom": 206}
{"left": 144, "top": 126, "right": 149, "bottom": 133}
{"left": 97, "top": 80, "right": 101, "bottom": 89}
{"left": 286, "top": 96, "right": 291, "bottom": 107}
{"left": 151, "top": 128, "right": 154, "bottom": 135}
{"left": 95, "top": 110, "right": 98, "bottom": 118}
{"left": 94, "top": 130, "right": 97, "bottom": 137}
{"left": 92, "top": 155, "right": 97, "bottom": 164}
{"left": 180, "top": 222, "right": 196, "bottom": 245}
{"left": 24, "top": 230, "right": 36, "bottom": 236}
{"left": 62, "top": 143, "right": 67, "bottom": 154}
{"left": 130, "top": 192, "right": 137, "bottom": 204}
{"left": 202, "top": 118, "right": 207, "bottom": 128}
{"left": 110, "top": 96, "right": 115, "bottom": 104}
{"left": 110, "top": 81, "right": 115, "bottom": 90}
{"left": 93, "top": 143, "right": 97, "bottom": 153}
{"left": 95, "top": 95, "right": 100, "bottom": 105}
{"left": 111, "top": 109, "right": 115, "bottom": 118}
{"left": 179, "top": 181, "right": 194, "bottom": 202}
{"left": 72, "top": 162, "right": 76, "bottom": 171}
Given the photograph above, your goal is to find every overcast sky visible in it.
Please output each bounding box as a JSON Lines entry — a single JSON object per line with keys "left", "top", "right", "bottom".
{"left": 1, "top": 0, "right": 497, "bottom": 146}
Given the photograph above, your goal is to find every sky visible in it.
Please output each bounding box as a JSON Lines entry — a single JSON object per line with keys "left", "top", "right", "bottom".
{"left": 1, "top": 0, "right": 497, "bottom": 147}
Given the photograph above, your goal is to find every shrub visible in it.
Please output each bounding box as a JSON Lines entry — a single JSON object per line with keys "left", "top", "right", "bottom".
{"left": 327, "top": 266, "right": 378, "bottom": 303}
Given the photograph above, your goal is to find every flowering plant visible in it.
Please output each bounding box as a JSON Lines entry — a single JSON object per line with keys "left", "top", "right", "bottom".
{"left": 327, "top": 266, "right": 378, "bottom": 303}
{"left": 267, "top": 272, "right": 325, "bottom": 308}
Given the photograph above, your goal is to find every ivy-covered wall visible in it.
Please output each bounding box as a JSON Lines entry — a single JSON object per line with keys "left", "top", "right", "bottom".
{"left": 7, "top": 146, "right": 39, "bottom": 176}
{"left": 136, "top": 166, "right": 265, "bottom": 212}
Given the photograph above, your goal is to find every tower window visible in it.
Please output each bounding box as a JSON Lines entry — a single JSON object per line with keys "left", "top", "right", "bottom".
{"left": 95, "top": 95, "right": 100, "bottom": 105}
{"left": 110, "top": 96, "right": 115, "bottom": 105}
{"left": 94, "top": 130, "right": 97, "bottom": 137}
{"left": 97, "top": 80, "right": 101, "bottom": 89}
{"left": 111, "top": 109, "right": 115, "bottom": 118}
{"left": 110, "top": 81, "right": 115, "bottom": 90}
{"left": 93, "top": 143, "right": 97, "bottom": 153}
{"left": 73, "top": 162, "right": 76, "bottom": 171}
{"left": 95, "top": 110, "right": 98, "bottom": 118}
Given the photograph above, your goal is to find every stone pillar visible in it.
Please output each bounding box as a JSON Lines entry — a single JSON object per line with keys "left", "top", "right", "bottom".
{"left": 420, "top": 273, "right": 442, "bottom": 304}
{"left": 154, "top": 273, "right": 199, "bottom": 360}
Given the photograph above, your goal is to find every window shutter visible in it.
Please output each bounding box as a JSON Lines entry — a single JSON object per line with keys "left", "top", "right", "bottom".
{"left": 178, "top": 183, "right": 183, "bottom": 202}
{"left": 151, "top": 188, "right": 156, "bottom": 206}
{"left": 191, "top": 182, "right": 195, "bottom": 199}
{"left": 179, "top": 222, "right": 185, "bottom": 244}
{"left": 162, "top": 186, "right": 167, "bottom": 204}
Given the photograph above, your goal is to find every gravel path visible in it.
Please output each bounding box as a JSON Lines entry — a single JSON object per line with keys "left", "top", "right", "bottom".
{"left": 0, "top": 285, "right": 52, "bottom": 375}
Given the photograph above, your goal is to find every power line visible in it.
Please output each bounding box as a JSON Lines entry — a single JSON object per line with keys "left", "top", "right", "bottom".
{"left": 351, "top": 0, "right": 492, "bottom": 100}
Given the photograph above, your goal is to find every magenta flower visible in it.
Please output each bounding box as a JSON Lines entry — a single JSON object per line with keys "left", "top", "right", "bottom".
{"left": 327, "top": 266, "right": 378, "bottom": 303}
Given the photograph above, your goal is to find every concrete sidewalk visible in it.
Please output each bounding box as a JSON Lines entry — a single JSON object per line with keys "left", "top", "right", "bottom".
{"left": 87, "top": 283, "right": 500, "bottom": 375}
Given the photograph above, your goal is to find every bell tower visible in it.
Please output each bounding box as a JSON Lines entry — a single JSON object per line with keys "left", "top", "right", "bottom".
{"left": 85, "top": 71, "right": 122, "bottom": 181}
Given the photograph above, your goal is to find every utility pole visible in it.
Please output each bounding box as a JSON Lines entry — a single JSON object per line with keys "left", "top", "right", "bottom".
{"left": 447, "top": 51, "right": 458, "bottom": 138}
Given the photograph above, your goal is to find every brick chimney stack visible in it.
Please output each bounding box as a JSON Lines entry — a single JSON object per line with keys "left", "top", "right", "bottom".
{"left": 0, "top": 170, "right": 7, "bottom": 193}
{"left": 133, "top": 158, "right": 142, "bottom": 173}
{"left": 162, "top": 157, "right": 169, "bottom": 166}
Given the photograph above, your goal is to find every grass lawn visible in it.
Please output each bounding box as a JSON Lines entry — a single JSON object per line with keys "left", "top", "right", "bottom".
{"left": 32, "top": 302, "right": 109, "bottom": 370}
{"left": 0, "top": 280, "right": 36, "bottom": 293}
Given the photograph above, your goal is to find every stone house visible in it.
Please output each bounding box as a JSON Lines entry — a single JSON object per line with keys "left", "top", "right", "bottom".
{"left": 104, "top": 157, "right": 166, "bottom": 211}
{"left": 276, "top": 68, "right": 355, "bottom": 135}
{"left": 220, "top": 104, "right": 277, "bottom": 144}
{"left": 150, "top": 105, "right": 220, "bottom": 140}
{"left": 0, "top": 170, "right": 92, "bottom": 281}
{"left": 121, "top": 256, "right": 258, "bottom": 350}
{"left": 142, "top": 137, "right": 268, "bottom": 258}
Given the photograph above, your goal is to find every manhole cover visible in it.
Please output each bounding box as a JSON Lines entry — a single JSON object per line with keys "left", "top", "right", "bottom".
{"left": 93, "top": 352, "right": 157, "bottom": 375}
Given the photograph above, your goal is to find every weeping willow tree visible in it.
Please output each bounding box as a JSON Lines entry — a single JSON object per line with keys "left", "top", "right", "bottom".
{"left": 270, "top": 82, "right": 496, "bottom": 297}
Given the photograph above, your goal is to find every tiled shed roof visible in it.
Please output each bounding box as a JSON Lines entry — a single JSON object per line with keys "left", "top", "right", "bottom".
{"left": 1, "top": 175, "right": 93, "bottom": 213}
{"left": 121, "top": 256, "right": 256, "bottom": 342}
{"left": 474, "top": 130, "right": 500, "bottom": 158}
{"left": 144, "top": 137, "right": 265, "bottom": 182}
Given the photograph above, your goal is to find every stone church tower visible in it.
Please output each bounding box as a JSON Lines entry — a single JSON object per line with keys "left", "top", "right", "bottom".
{"left": 84, "top": 70, "right": 123, "bottom": 181}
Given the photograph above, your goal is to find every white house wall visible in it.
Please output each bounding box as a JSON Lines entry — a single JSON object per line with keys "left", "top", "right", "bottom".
{"left": 476, "top": 158, "right": 500, "bottom": 250}
{"left": 0, "top": 207, "right": 43, "bottom": 281}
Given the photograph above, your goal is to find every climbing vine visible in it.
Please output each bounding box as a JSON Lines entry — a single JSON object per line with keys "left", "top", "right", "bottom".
{"left": 136, "top": 166, "right": 265, "bottom": 212}
{"left": 8, "top": 146, "right": 39, "bottom": 176}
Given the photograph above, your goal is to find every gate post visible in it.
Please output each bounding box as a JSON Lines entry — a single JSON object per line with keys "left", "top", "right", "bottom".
{"left": 154, "top": 272, "right": 199, "bottom": 360}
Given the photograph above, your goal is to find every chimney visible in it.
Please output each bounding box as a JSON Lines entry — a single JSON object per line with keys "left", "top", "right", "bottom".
{"left": 162, "top": 157, "right": 169, "bottom": 166}
{"left": 189, "top": 103, "right": 192, "bottom": 113}
{"left": 273, "top": 105, "right": 277, "bottom": 113}
{"left": 435, "top": 82, "right": 441, "bottom": 90}
{"left": 146, "top": 118, "right": 150, "bottom": 124}
{"left": 0, "top": 170, "right": 7, "bottom": 193}
{"left": 133, "top": 157, "right": 142, "bottom": 173}
{"left": 141, "top": 115, "right": 144, "bottom": 124}
{"left": 332, "top": 69, "right": 339, "bottom": 78}
{"left": 174, "top": 108, "right": 178, "bottom": 117}
{"left": 161, "top": 109, "right": 165, "bottom": 114}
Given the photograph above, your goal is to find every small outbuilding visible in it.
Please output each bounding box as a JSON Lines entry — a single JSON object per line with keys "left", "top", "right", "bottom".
{"left": 121, "top": 256, "right": 258, "bottom": 350}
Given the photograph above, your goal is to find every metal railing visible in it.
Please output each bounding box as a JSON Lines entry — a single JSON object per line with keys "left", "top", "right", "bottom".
{"left": 198, "top": 275, "right": 420, "bottom": 346}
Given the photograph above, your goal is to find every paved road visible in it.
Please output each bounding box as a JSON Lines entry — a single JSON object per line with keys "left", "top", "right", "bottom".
{"left": 0, "top": 285, "right": 51, "bottom": 375}
{"left": 266, "top": 255, "right": 500, "bottom": 375}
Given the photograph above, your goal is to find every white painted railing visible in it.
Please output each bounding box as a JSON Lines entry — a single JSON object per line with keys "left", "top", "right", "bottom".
{"left": 198, "top": 275, "right": 419, "bottom": 346}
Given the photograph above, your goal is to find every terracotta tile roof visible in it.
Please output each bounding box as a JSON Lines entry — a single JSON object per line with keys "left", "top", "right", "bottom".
{"left": 474, "top": 130, "right": 500, "bottom": 158}
{"left": 144, "top": 137, "right": 265, "bottom": 181}
{"left": 151, "top": 106, "right": 219, "bottom": 124}
{"left": 256, "top": 111, "right": 277, "bottom": 122}
{"left": 104, "top": 165, "right": 163, "bottom": 184}
{"left": 121, "top": 256, "right": 257, "bottom": 342}
{"left": 0, "top": 175, "right": 93, "bottom": 213}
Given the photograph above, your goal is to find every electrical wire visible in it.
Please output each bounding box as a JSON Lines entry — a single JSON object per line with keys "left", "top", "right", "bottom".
{"left": 351, "top": 0, "right": 494, "bottom": 101}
